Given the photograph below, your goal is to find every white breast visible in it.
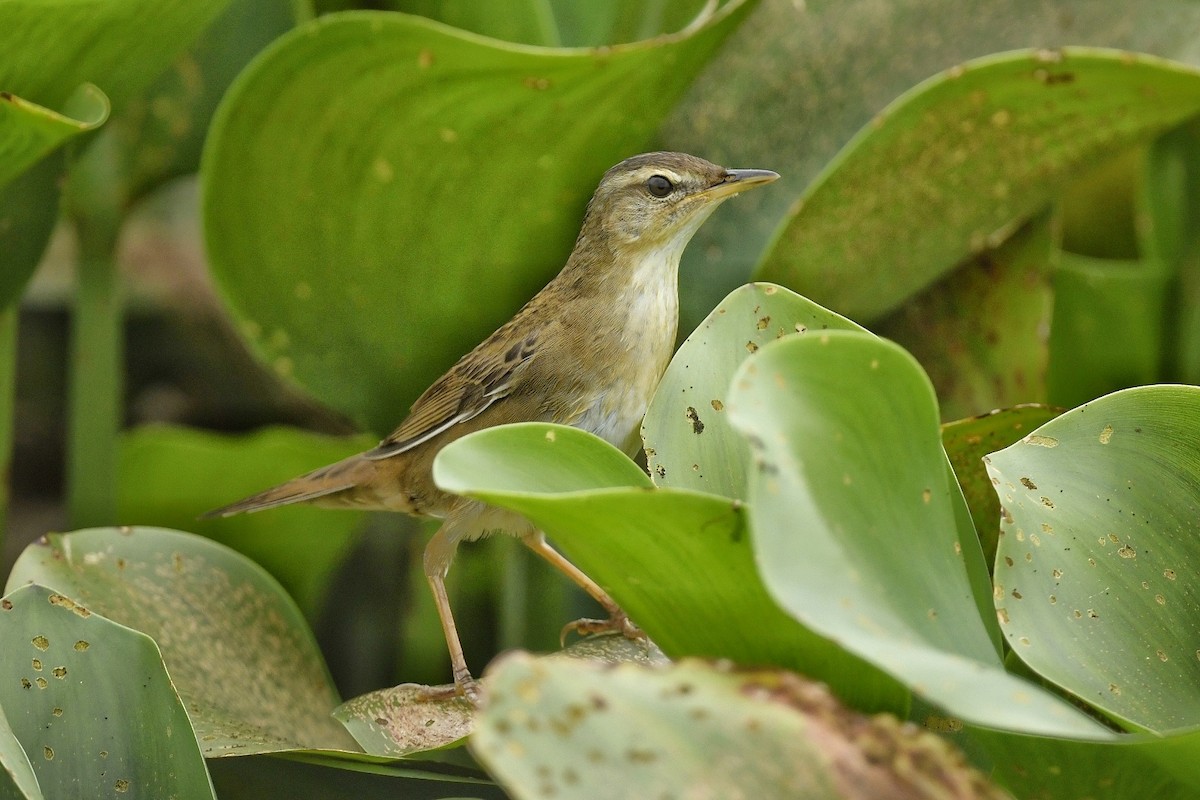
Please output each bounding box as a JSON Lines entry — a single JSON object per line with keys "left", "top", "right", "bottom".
{"left": 577, "top": 243, "right": 681, "bottom": 455}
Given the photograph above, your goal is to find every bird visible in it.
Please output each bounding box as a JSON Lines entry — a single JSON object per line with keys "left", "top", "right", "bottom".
{"left": 206, "top": 152, "right": 779, "bottom": 699}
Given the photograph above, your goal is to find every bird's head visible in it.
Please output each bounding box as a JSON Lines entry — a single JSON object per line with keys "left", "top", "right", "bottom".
{"left": 581, "top": 151, "right": 778, "bottom": 256}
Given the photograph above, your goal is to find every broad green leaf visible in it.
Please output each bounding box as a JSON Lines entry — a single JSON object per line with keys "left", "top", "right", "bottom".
{"left": 116, "top": 424, "right": 374, "bottom": 615}
{"left": 435, "top": 423, "right": 908, "bottom": 714}
{"left": 384, "top": 0, "right": 713, "bottom": 47}
{"left": 663, "top": 0, "right": 1200, "bottom": 329}
{"left": 987, "top": 385, "right": 1200, "bottom": 733}
{"left": 207, "top": 751, "right": 505, "bottom": 799}
{"left": 0, "top": 153, "right": 64, "bottom": 310}
{"left": 876, "top": 216, "right": 1055, "bottom": 421}
{"left": 0, "top": 0, "right": 233, "bottom": 112}
{"left": 94, "top": 0, "right": 299, "bottom": 208}
{"left": 436, "top": 422, "right": 651, "bottom": 494}
{"left": 335, "top": 686, "right": 475, "bottom": 757}
{"left": 0, "top": 583, "right": 215, "bottom": 798}
{"left": 1155, "top": 121, "right": 1200, "bottom": 383}
{"left": 1046, "top": 253, "right": 1171, "bottom": 410}
{"left": 1060, "top": 144, "right": 1142, "bottom": 260}
{"left": 334, "top": 635, "right": 663, "bottom": 757}
{"left": 972, "top": 727, "right": 1198, "bottom": 800}
{"left": 545, "top": 0, "right": 713, "bottom": 47}
{"left": 941, "top": 405, "right": 1061, "bottom": 569}
{"left": 0, "top": 702, "right": 41, "bottom": 800}
{"left": 643, "top": 282, "right": 865, "bottom": 500}
{"left": 0, "top": 85, "right": 108, "bottom": 191}
{"left": 384, "top": 0, "right": 555, "bottom": 46}
{"left": 5, "top": 528, "right": 358, "bottom": 756}
{"left": 473, "top": 655, "right": 1006, "bottom": 800}
{"left": 201, "top": 2, "right": 755, "bottom": 433}
{"left": 756, "top": 48, "right": 1200, "bottom": 320}
{"left": 726, "top": 331, "right": 1106, "bottom": 736}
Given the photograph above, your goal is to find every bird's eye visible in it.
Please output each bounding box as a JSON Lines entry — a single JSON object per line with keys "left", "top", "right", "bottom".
{"left": 646, "top": 174, "right": 674, "bottom": 198}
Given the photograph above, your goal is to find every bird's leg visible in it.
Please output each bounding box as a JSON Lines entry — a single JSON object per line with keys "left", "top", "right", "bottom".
{"left": 520, "top": 531, "right": 643, "bottom": 645}
{"left": 423, "top": 524, "right": 480, "bottom": 702}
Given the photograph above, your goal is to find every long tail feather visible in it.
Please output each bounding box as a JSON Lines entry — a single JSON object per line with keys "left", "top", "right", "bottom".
{"left": 201, "top": 456, "right": 370, "bottom": 518}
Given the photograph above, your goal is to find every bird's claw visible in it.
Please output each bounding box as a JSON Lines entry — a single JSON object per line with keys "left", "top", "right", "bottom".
{"left": 419, "top": 675, "right": 482, "bottom": 706}
{"left": 560, "top": 613, "right": 644, "bottom": 646}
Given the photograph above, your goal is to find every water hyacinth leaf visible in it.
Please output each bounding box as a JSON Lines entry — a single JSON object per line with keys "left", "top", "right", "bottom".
{"left": 5, "top": 528, "right": 357, "bottom": 756}
{"left": 756, "top": 48, "right": 1200, "bottom": 320}
{"left": 0, "top": 583, "right": 214, "bottom": 798}
{"left": 116, "top": 424, "right": 375, "bottom": 616}
{"left": 0, "top": 85, "right": 109, "bottom": 191}
{"left": 100, "top": 0, "right": 300, "bottom": 208}
{"left": 987, "top": 385, "right": 1200, "bottom": 733}
{"left": 0, "top": 153, "right": 65, "bottom": 311}
{"left": 726, "top": 331, "right": 1106, "bottom": 736}
{"left": 643, "top": 282, "right": 865, "bottom": 500}
{"left": 202, "top": 2, "right": 756, "bottom": 435}
{"left": 473, "top": 655, "right": 1007, "bottom": 800}
{"left": 334, "top": 635, "right": 663, "bottom": 757}
{"left": 335, "top": 686, "right": 475, "bottom": 757}
{"left": 384, "top": 0, "right": 711, "bottom": 47}
{"left": 972, "top": 726, "right": 1199, "bottom": 799}
{"left": 1046, "top": 254, "right": 1171, "bottom": 409}
{"left": 0, "top": 702, "right": 41, "bottom": 800}
{"left": 0, "top": 0, "right": 233, "bottom": 112}
{"left": 941, "top": 404, "right": 1061, "bottom": 569}
{"left": 663, "top": 0, "right": 1200, "bottom": 328}
{"left": 434, "top": 423, "right": 907, "bottom": 713}
{"left": 875, "top": 216, "right": 1055, "bottom": 421}
{"left": 206, "top": 752, "right": 506, "bottom": 799}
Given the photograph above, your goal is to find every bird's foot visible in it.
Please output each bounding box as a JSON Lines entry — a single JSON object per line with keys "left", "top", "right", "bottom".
{"left": 419, "top": 674, "right": 482, "bottom": 706}
{"left": 560, "top": 611, "right": 643, "bottom": 646}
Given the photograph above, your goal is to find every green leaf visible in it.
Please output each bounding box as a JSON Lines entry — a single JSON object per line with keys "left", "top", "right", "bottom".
{"left": 5, "top": 528, "right": 358, "bottom": 756}
{"left": 0, "top": 0, "right": 234, "bottom": 112}
{"left": 334, "top": 635, "right": 664, "bottom": 757}
{"left": 1149, "top": 120, "right": 1200, "bottom": 383}
{"left": 725, "top": 331, "right": 1106, "bottom": 736}
{"left": 756, "top": 48, "right": 1200, "bottom": 320}
{"left": 1047, "top": 254, "right": 1171, "bottom": 409}
{"left": 545, "top": 0, "right": 714, "bottom": 47}
{"left": 941, "top": 405, "right": 1061, "bottom": 569}
{"left": 334, "top": 686, "right": 475, "bottom": 757}
{"left": 384, "top": 0, "right": 554, "bottom": 45}
{"left": 473, "top": 655, "right": 1005, "bottom": 800}
{"left": 643, "top": 282, "right": 864, "bottom": 500}
{"left": 0, "top": 583, "right": 215, "bottom": 798}
{"left": 116, "top": 424, "right": 374, "bottom": 615}
{"left": 0, "top": 85, "right": 109, "bottom": 191}
{"left": 875, "top": 216, "right": 1055, "bottom": 421}
{"left": 0, "top": 152, "right": 64, "bottom": 311}
{"left": 987, "top": 385, "right": 1200, "bottom": 732}
{"left": 201, "top": 2, "right": 755, "bottom": 433}
{"left": 435, "top": 422, "right": 908, "bottom": 714}
{"left": 207, "top": 751, "right": 505, "bottom": 799}
{"left": 96, "top": 0, "right": 299, "bottom": 208}
{"left": 0, "top": 701, "right": 42, "bottom": 800}
{"left": 972, "top": 727, "right": 1199, "bottom": 799}
{"left": 663, "top": 0, "right": 1200, "bottom": 330}
{"left": 383, "top": 0, "right": 714, "bottom": 48}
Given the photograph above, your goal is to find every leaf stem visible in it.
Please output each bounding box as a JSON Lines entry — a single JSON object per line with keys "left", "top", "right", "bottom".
{"left": 0, "top": 307, "right": 17, "bottom": 549}
{"left": 66, "top": 168, "right": 124, "bottom": 527}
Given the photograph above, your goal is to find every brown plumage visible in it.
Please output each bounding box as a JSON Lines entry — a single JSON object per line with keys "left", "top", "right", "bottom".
{"left": 207, "top": 152, "right": 778, "bottom": 698}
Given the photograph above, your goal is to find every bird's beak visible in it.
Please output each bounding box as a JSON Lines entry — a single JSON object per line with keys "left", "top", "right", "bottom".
{"left": 702, "top": 168, "right": 780, "bottom": 200}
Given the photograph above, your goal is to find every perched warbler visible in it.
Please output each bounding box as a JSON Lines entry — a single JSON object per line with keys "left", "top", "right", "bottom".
{"left": 208, "top": 152, "right": 778, "bottom": 698}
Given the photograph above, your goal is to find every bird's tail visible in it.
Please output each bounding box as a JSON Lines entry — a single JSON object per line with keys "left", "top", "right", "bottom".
{"left": 201, "top": 454, "right": 374, "bottom": 518}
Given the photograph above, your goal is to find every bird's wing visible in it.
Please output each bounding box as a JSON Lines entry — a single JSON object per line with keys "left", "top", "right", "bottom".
{"left": 364, "top": 330, "right": 540, "bottom": 460}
